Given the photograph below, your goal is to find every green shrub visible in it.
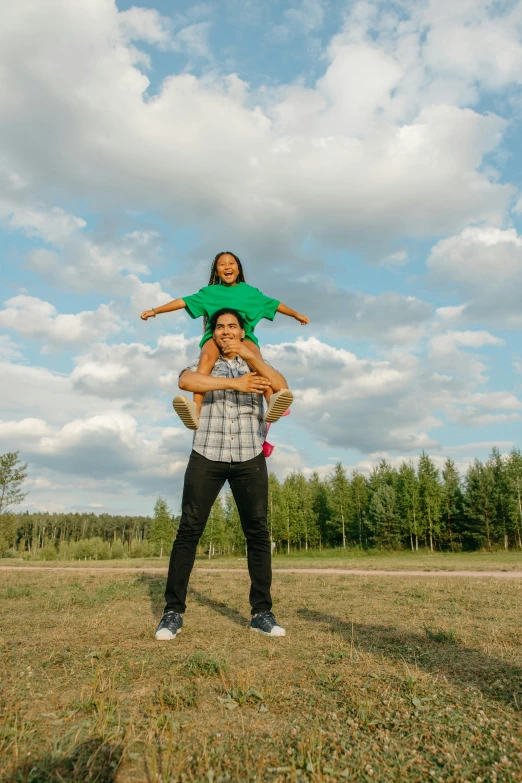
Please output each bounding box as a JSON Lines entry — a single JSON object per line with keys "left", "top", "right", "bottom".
{"left": 36, "top": 544, "right": 58, "bottom": 561}
{"left": 58, "top": 541, "right": 73, "bottom": 560}
{"left": 130, "top": 539, "right": 151, "bottom": 558}
{"left": 110, "top": 539, "right": 125, "bottom": 559}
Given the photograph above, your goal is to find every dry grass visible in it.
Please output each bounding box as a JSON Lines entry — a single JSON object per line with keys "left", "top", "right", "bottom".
{"left": 0, "top": 567, "right": 521, "bottom": 782}
{"left": 3, "top": 549, "right": 522, "bottom": 571}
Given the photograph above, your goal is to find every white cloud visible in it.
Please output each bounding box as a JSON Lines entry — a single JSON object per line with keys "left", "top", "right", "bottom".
{"left": 428, "top": 227, "right": 522, "bottom": 328}
{"left": 0, "top": 167, "right": 86, "bottom": 243}
{"left": 381, "top": 250, "right": 408, "bottom": 268}
{"left": 264, "top": 337, "right": 440, "bottom": 452}
{"left": 70, "top": 333, "right": 198, "bottom": 398}
{"left": 263, "top": 334, "right": 519, "bottom": 452}
{"left": 0, "top": 411, "right": 190, "bottom": 495}
{"left": 266, "top": 277, "right": 432, "bottom": 345}
{"left": 273, "top": 0, "right": 325, "bottom": 40}
{"left": 173, "top": 22, "right": 212, "bottom": 59}
{"left": 118, "top": 7, "right": 173, "bottom": 48}
{"left": 0, "top": 0, "right": 514, "bottom": 260}
{"left": 435, "top": 304, "right": 468, "bottom": 322}
{"left": 1, "top": 0, "right": 522, "bottom": 512}
{"left": 0, "top": 361, "right": 126, "bottom": 425}
{"left": 429, "top": 329, "right": 504, "bottom": 354}
{"left": 0, "top": 295, "right": 122, "bottom": 347}
{"left": 0, "top": 335, "right": 22, "bottom": 361}
{"left": 428, "top": 329, "right": 505, "bottom": 385}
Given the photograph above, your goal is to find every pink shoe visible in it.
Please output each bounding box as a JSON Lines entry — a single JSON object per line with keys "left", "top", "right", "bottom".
{"left": 263, "top": 441, "right": 274, "bottom": 457}
{"left": 261, "top": 410, "right": 290, "bottom": 458}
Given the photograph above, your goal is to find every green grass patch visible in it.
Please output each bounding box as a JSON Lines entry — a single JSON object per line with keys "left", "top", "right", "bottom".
{"left": 0, "top": 568, "right": 521, "bottom": 782}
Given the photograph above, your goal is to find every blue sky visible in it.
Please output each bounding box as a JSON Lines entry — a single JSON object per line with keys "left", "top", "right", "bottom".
{"left": 1, "top": 0, "right": 522, "bottom": 514}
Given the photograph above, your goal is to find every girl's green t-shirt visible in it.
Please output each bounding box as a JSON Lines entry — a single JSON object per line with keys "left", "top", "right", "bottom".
{"left": 183, "top": 282, "right": 280, "bottom": 348}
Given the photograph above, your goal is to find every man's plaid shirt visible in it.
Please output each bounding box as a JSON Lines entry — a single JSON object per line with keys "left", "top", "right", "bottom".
{"left": 181, "top": 355, "right": 269, "bottom": 462}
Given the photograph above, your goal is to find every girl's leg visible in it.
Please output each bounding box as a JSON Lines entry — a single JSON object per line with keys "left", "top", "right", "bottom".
{"left": 243, "top": 340, "right": 274, "bottom": 403}
{"left": 244, "top": 341, "right": 293, "bottom": 424}
{"left": 194, "top": 339, "right": 220, "bottom": 416}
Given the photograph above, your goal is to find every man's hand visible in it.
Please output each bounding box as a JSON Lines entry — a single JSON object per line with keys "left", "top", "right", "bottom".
{"left": 294, "top": 312, "right": 309, "bottom": 325}
{"left": 221, "top": 339, "right": 254, "bottom": 361}
{"left": 232, "top": 372, "right": 271, "bottom": 394}
{"left": 141, "top": 309, "right": 155, "bottom": 320}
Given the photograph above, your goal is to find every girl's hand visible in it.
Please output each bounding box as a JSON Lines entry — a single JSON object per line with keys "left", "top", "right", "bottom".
{"left": 295, "top": 313, "right": 309, "bottom": 325}
{"left": 141, "top": 310, "right": 156, "bottom": 320}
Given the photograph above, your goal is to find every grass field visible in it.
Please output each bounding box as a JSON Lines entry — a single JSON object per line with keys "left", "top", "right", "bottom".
{"left": 1, "top": 564, "right": 521, "bottom": 782}
{"left": 3, "top": 549, "right": 522, "bottom": 571}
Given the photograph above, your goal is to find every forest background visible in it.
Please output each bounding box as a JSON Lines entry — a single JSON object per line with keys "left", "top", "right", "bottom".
{"left": 2, "top": 447, "right": 522, "bottom": 561}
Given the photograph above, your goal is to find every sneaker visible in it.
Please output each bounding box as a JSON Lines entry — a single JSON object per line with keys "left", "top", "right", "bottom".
{"left": 249, "top": 611, "right": 286, "bottom": 637}
{"left": 155, "top": 611, "right": 183, "bottom": 640}
{"left": 173, "top": 396, "right": 199, "bottom": 430}
{"left": 264, "top": 390, "right": 293, "bottom": 423}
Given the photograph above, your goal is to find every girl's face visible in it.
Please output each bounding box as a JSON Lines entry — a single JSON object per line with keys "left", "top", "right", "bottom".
{"left": 216, "top": 254, "right": 240, "bottom": 285}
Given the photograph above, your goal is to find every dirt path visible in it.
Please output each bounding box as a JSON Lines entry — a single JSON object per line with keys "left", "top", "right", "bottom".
{"left": 1, "top": 566, "right": 522, "bottom": 578}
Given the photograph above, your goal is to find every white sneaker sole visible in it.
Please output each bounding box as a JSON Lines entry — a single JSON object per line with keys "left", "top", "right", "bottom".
{"left": 155, "top": 628, "right": 182, "bottom": 641}
{"left": 250, "top": 626, "right": 286, "bottom": 637}
{"left": 173, "top": 396, "right": 199, "bottom": 430}
{"left": 264, "top": 389, "right": 293, "bottom": 423}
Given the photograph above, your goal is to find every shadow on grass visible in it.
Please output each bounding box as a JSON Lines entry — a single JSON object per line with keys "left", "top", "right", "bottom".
{"left": 298, "top": 609, "right": 522, "bottom": 709}
{"left": 137, "top": 573, "right": 165, "bottom": 619}
{"left": 4, "top": 738, "right": 123, "bottom": 782}
{"left": 187, "top": 587, "right": 249, "bottom": 628}
{"left": 136, "top": 574, "right": 250, "bottom": 628}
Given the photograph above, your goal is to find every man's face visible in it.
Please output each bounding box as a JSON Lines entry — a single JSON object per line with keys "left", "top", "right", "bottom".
{"left": 213, "top": 313, "right": 245, "bottom": 351}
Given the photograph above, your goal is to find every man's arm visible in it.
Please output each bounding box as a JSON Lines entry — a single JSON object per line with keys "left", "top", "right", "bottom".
{"left": 222, "top": 340, "right": 288, "bottom": 392}
{"left": 179, "top": 369, "right": 271, "bottom": 394}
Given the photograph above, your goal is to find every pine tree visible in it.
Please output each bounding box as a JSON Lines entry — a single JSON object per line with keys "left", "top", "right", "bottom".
{"left": 418, "top": 453, "right": 442, "bottom": 551}
{"left": 149, "top": 497, "right": 174, "bottom": 557}
{"left": 463, "top": 460, "right": 496, "bottom": 550}
{"left": 0, "top": 451, "right": 28, "bottom": 553}
{"left": 268, "top": 473, "right": 288, "bottom": 552}
{"left": 224, "top": 491, "right": 245, "bottom": 554}
{"left": 487, "top": 448, "right": 511, "bottom": 550}
{"left": 506, "top": 449, "right": 522, "bottom": 549}
{"left": 397, "top": 462, "right": 420, "bottom": 551}
{"left": 441, "top": 458, "right": 463, "bottom": 551}
{"left": 368, "top": 483, "right": 401, "bottom": 548}
{"left": 308, "top": 471, "right": 331, "bottom": 550}
{"left": 328, "top": 463, "right": 351, "bottom": 548}
{"left": 367, "top": 461, "right": 400, "bottom": 548}
{"left": 350, "top": 471, "right": 368, "bottom": 549}
{"left": 200, "top": 496, "right": 227, "bottom": 557}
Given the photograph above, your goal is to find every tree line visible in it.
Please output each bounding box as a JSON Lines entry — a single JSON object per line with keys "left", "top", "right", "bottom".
{"left": 1, "top": 448, "right": 522, "bottom": 558}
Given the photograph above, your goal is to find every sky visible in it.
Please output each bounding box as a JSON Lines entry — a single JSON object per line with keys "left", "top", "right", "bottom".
{"left": 1, "top": 0, "right": 522, "bottom": 516}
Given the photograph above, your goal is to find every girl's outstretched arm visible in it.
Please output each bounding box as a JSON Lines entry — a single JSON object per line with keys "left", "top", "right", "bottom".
{"left": 276, "top": 302, "right": 309, "bottom": 325}
{"left": 141, "top": 298, "right": 186, "bottom": 320}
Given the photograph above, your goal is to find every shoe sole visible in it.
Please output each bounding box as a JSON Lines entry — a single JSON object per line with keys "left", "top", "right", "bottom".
{"left": 173, "top": 397, "right": 199, "bottom": 430}
{"left": 155, "top": 629, "right": 182, "bottom": 641}
{"left": 249, "top": 626, "right": 286, "bottom": 637}
{"left": 264, "top": 390, "right": 293, "bottom": 423}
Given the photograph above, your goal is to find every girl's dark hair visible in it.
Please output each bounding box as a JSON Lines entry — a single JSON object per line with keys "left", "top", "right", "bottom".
{"left": 210, "top": 308, "right": 245, "bottom": 332}
{"left": 204, "top": 252, "right": 246, "bottom": 332}
{"left": 207, "top": 251, "right": 246, "bottom": 286}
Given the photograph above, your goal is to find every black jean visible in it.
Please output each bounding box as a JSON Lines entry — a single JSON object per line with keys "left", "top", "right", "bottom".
{"left": 164, "top": 450, "right": 272, "bottom": 615}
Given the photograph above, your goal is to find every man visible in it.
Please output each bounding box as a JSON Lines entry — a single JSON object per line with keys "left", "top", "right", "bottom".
{"left": 155, "top": 308, "right": 290, "bottom": 640}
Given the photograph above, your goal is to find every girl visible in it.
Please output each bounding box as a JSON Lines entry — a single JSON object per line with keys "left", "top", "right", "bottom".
{"left": 141, "top": 251, "right": 309, "bottom": 429}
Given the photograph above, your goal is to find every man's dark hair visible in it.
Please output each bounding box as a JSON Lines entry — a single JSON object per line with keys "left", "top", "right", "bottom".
{"left": 210, "top": 308, "right": 245, "bottom": 332}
